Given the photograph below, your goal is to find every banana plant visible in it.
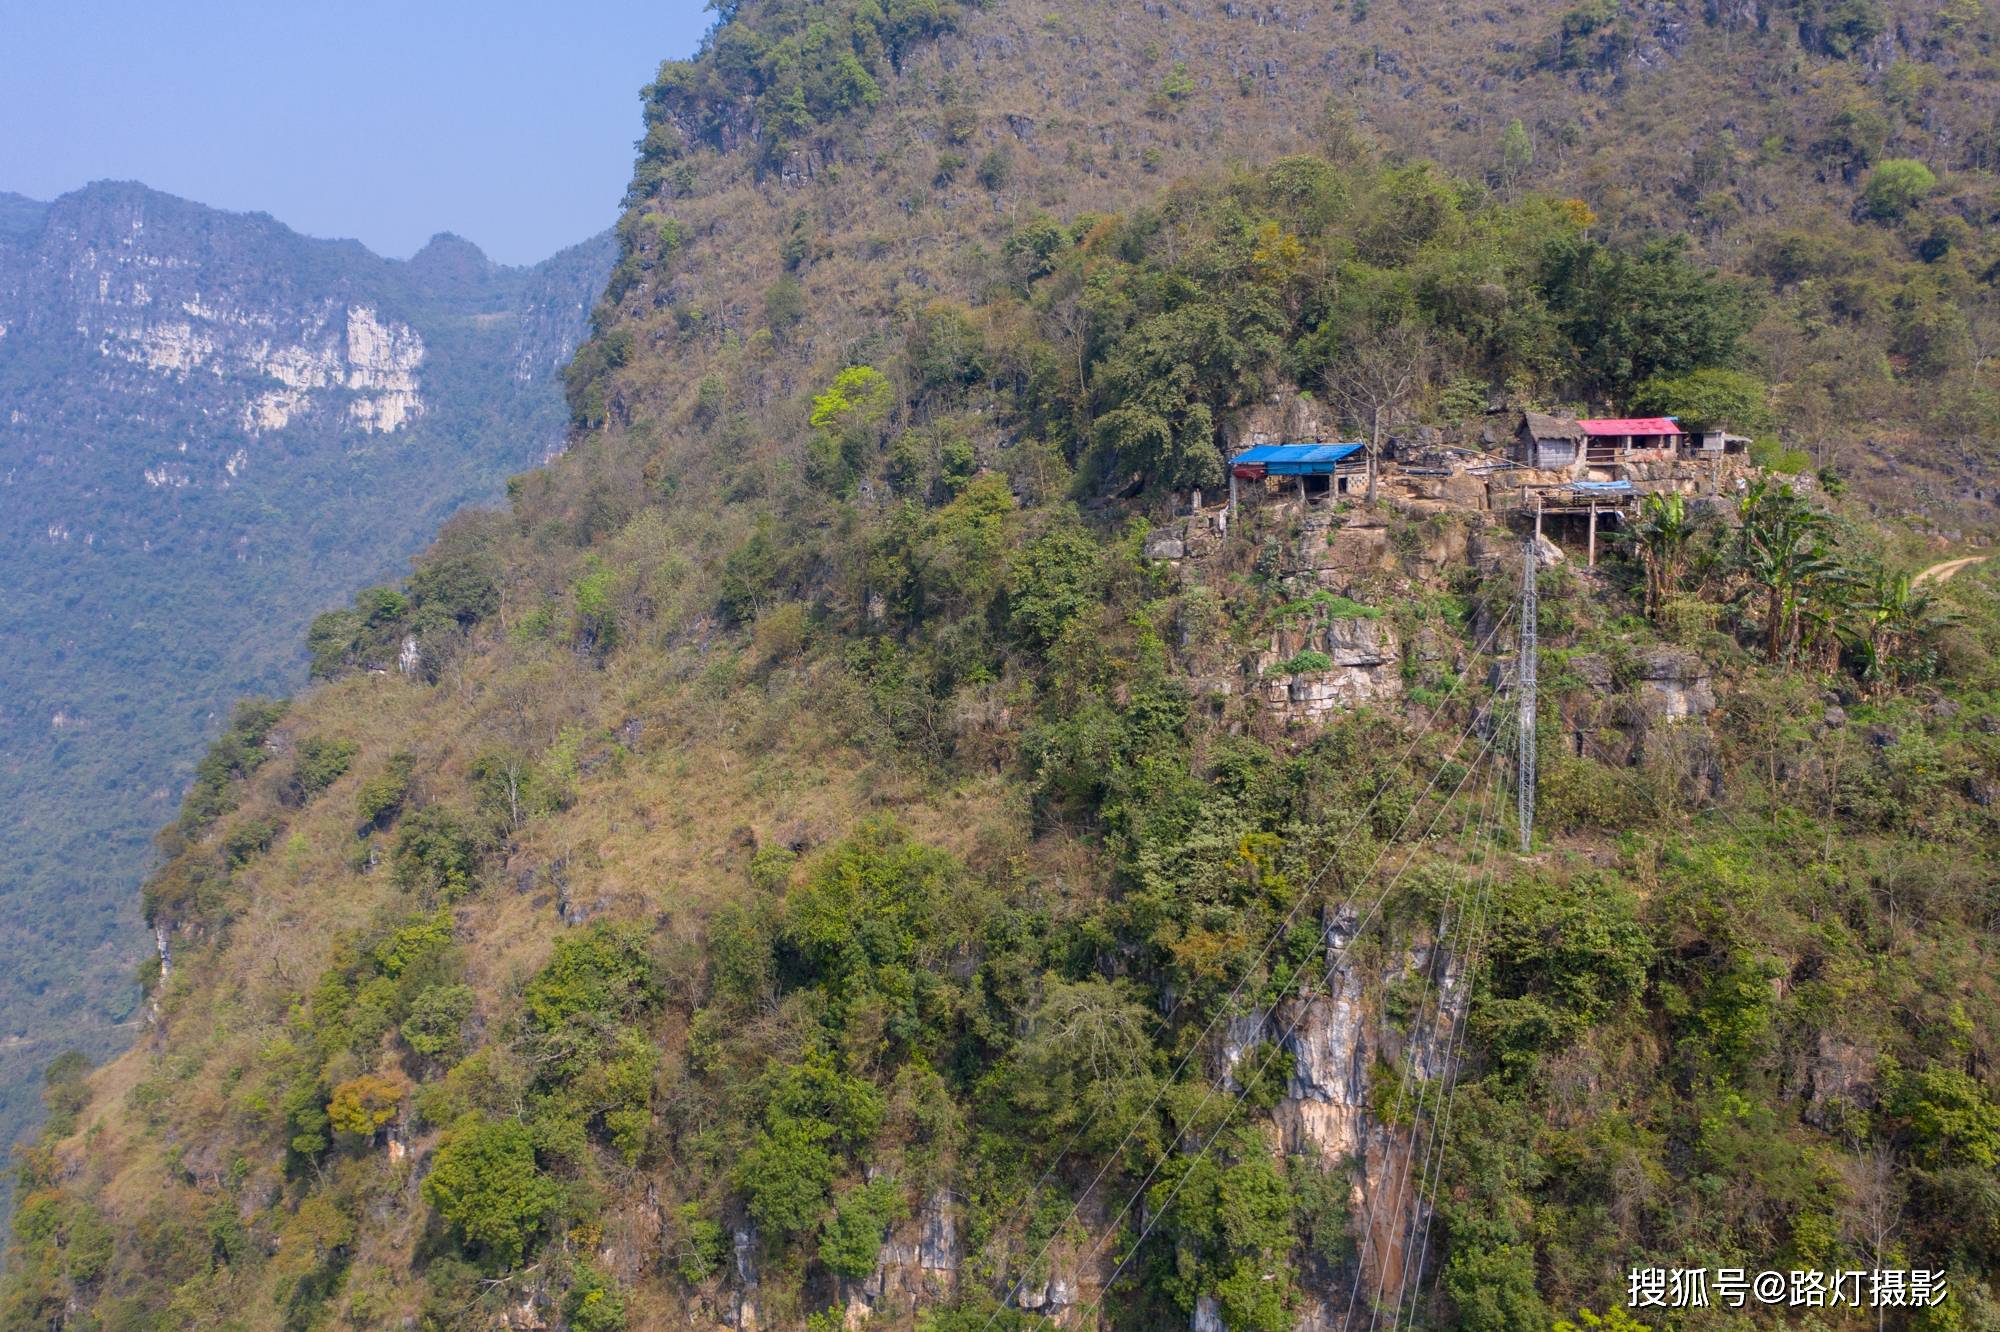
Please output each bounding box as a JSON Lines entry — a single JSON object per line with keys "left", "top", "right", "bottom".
{"left": 1630, "top": 491, "right": 1693, "bottom": 619}
{"left": 1738, "top": 479, "right": 1840, "bottom": 664}
{"left": 1848, "top": 566, "right": 1959, "bottom": 692}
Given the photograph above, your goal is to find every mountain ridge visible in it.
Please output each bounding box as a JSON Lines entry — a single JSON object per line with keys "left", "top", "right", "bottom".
{"left": 0, "top": 176, "right": 615, "bottom": 1231}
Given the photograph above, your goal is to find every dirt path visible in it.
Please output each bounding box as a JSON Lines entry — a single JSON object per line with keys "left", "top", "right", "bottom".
{"left": 1913, "top": 554, "right": 1990, "bottom": 586}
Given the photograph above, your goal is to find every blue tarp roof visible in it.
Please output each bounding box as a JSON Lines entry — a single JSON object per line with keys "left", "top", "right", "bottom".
{"left": 1563, "top": 479, "right": 1634, "bottom": 493}
{"left": 1231, "top": 442, "right": 1364, "bottom": 474}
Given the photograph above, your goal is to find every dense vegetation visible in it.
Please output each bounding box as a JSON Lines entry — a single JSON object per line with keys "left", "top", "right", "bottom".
{"left": 9, "top": 0, "right": 2000, "bottom": 1328}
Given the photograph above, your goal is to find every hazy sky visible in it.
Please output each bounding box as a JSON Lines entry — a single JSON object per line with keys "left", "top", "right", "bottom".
{"left": 0, "top": 1, "right": 714, "bottom": 265}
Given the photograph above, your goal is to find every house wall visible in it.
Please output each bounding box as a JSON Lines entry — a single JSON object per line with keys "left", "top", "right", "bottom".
{"left": 1536, "top": 438, "right": 1580, "bottom": 469}
{"left": 1513, "top": 427, "right": 1580, "bottom": 469}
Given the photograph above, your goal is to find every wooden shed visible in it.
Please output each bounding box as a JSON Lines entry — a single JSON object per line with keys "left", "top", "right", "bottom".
{"left": 1513, "top": 412, "right": 1585, "bottom": 470}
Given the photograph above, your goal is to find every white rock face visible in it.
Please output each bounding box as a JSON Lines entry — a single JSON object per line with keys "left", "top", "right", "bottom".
{"left": 847, "top": 1189, "right": 962, "bottom": 1323}
{"left": 342, "top": 305, "right": 425, "bottom": 431}
{"left": 1633, "top": 647, "right": 1716, "bottom": 721}
{"left": 87, "top": 267, "right": 427, "bottom": 438}
{"left": 1266, "top": 906, "right": 1374, "bottom": 1162}
{"left": 1255, "top": 616, "right": 1403, "bottom": 723}
{"left": 1214, "top": 904, "right": 1473, "bottom": 1328}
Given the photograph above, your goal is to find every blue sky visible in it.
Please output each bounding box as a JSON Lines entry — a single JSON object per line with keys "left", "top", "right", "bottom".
{"left": 0, "top": 1, "right": 714, "bottom": 265}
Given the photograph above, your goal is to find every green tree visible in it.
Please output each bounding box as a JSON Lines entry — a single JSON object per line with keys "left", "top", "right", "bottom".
{"left": 403, "top": 983, "right": 477, "bottom": 1061}
{"left": 1001, "top": 977, "right": 1162, "bottom": 1153}
{"left": 327, "top": 1073, "right": 406, "bottom": 1139}
{"left": 1499, "top": 118, "right": 1534, "bottom": 190}
{"left": 390, "top": 806, "right": 481, "bottom": 904}
{"left": 1628, "top": 492, "right": 1695, "bottom": 619}
{"left": 1862, "top": 158, "right": 1936, "bottom": 220}
{"left": 566, "top": 1262, "right": 629, "bottom": 1332}
{"left": 737, "top": 1112, "right": 840, "bottom": 1236}
{"left": 1850, "top": 568, "right": 1956, "bottom": 691}
{"left": 820, "top": 1179, "right": 909, "bottom": 1278}
{"left": 1806, "top": 0, "right": 1887, "bottom": 57}
{"left": 39, "top": 1052, "right": 92, "bottom": 1138}
{"left": 808, "top": 365, "right": 896, "bottom": 492}
{"left": 670, "top": 1204, "right": 730, "bottom": 1285}
{"left": 1888, "top": 1063, "right": 2000, "bottom": 1168}
{"left": 736, "top": 1050, "right": 886, "bottom": 1236}
{"left": 523, "top": 924, "right": 662, "bottom": 1045}
{"left": 1628, "top": 366, "right": 1770, "bottom": 431}
{"left": 975, "top": 145, "right": 1013, "bottom": 190}
{"left": 421, "top": 1114, "right": 560, "bottom": 1268}
{"left": 785, "top": 822, "right": 961, "bottom": 997}
{"left": 2, "top": 1192, "right": 114, "bottom": 1322}
{"left": 291, "top": 736, "right": 359, "bottom": 801}
{"left": 571, "top": 557, "right": 621, "bottom": 656}
{"left": 1092, "top": 302, "right": 1261, "bottom": 494}
{"left": 409, "top": 555, "right": 500, "bottom": 627}
{"left": 1541, "top": 234, "right": 1756, "bottom": 394}
{"left": 1006, "top": 522, "right": 1103, "bottom": 651}
{"left": 766, "top": 274, "right": 807, "bottom": 339}
{"left": 1148, "top": 1151, "right": 1298, "bottom": 1332}
{"left": 356, "top": 752, "right": 416, "bottom": 829}
{"left": 906, "top": 302, "right": 986, "bottom": 398}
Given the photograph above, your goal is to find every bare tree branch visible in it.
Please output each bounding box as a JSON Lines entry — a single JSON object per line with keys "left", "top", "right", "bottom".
{"left": 1323, "top": 320, "right": 1435, "bottom": 502}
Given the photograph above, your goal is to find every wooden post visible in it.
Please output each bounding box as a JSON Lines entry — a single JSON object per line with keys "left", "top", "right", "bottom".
{"left": 1229, "top": 472, "right": 1238, "bottom": 524}
{"left": 1587, "top": 505, "right": 1598, "bottom": 567}
{"left": 1534, "top": 496, "right": 1544, "bottom": 545}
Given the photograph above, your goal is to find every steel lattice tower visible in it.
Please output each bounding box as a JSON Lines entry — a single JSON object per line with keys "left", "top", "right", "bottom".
{"left": 1517, "top": 537, "right": 1538, "bottom": 853}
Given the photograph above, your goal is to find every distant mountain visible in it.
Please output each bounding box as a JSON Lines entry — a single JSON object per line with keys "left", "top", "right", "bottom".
{"left": 0, "top": 192, "right": 47, "bottom": 241}
{"left": 0, "top": 181, "right": 611, "bottom": 1207}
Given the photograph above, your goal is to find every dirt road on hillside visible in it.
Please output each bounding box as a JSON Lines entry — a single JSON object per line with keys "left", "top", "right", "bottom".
{"left": 1913, "top": 555, "right": 1991, "bottom": 586}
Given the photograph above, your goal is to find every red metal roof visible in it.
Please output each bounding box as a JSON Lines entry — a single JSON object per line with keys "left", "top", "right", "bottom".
{"left": 1577, "top": 417, "right": 1681, "bottom": 436}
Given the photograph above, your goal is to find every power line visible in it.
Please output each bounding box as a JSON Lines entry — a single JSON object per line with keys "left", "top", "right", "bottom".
{"left": 1065, "top": 712, "right": 1512, "bottom": 1329}
{"left": 1383, "top": 760, "right": 1511, "bottom": 1332}
{"left": 1338, "top": 748, "right": 1508, "bottom": 1332}
{"left": 1336, "top": 740, "right": 1505, "bottom": 1332}
{"left": 978, "top": 602, "right": 1519, "bottom": 1326}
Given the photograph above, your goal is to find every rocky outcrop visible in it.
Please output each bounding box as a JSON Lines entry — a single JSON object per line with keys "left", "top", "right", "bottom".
{"left": 1014, "top": 1272, "right": 1082, "bottom": 1318}
{"left": 726, "top": 1226, "right": 762, "bottom": 1329}
{"left": 75, "top": 258, "right": 429, "bottom": 437}
{"left": 1212, "top": 905, "right": 1477, "bottom": 1327}
{"left": 1549, "top": 647, "right": 1715, "bottom": 727}
{"left": 1284, "top": 511, "right": 1394, "bottom": 585}
{"left": 1631, "top": 647, "right": 1716, "bottom": 722}
{"left": 846, "top": 1189, "right": 962, "bottom": 1323}
{"left": 0, "top": 181, "right": 606, "bottom": 501}
{"left": 1265, "top": 912, "right": 1372, "bottom": 1163}
{"left": 1143, "top": 506, "right": 1230, "bottom": 565}
{"left": 1226, "top": 389, "right": 1331, "bottom": 452}
{"left": 1801, "top": 1030, "right": 1878, "bottom": 1129}
{"left": 1253, "top": 616, "right": 1402, "bottom": 725}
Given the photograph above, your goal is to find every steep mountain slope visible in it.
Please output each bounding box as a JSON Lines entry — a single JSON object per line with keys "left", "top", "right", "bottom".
{"left": 9, "top": 1, "right": 2000, "bottom": 1329}
{"left": 640, "top": 0, "right": 1998, "bottom": 512}
{"left": 0, "top": 182, "right": 613, "bottom": 1216}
